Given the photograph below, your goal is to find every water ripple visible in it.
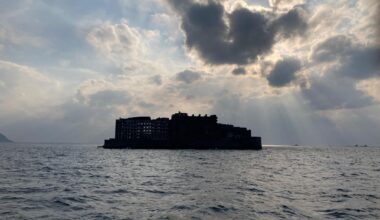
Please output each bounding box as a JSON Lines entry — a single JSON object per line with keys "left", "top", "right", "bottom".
{"left": 0, "top": 143, "right": 379, "bottom": 219}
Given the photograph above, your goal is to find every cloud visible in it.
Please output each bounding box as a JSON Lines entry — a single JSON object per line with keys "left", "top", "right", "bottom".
{"left": 301, "top": 74, "right": 373, "bottom": 110}
{"left": 168, "top": 0, "right": 308, "bottom": 65}
{"left": 300, "top": 35, "right": 379, "bottom": 110}
{"left": 357, "top": 78, "right": 380, "bottom": 102}
{"left": 0, "top": 1, "right": 94, "bottom": 67}
{"left": 232, "top": 67, "right": 246, "bottom": 75}
{"left": 311, "top": 35, "right": 355, "bottom": 62}
{"left": 148, "top": 74, "right": 163, "bottom": 85}
{"left": 87, "top": 90, "right": 131, "bottom": 107}
{"left": 86, "top": 18, "right": 180, "bottom": 77}
{"left": 2, "top": 99, "right": 119, "bottom": 143}
{"left": 175, "top": 69, "right": 202, "bottom": 84}
{"left": 227, "top": 8, "right": 275, "bottom": 64}
{"left": 210, "top": 90, "right": 347, "bottom": 146}
{"left": 312, "top": 35, "right": 380, "bottom": 79}
{"left": 266, "top": 58, "right": 301, "bottom": 87}
{"left": 1, "top": 0, "right": 379, "bottom": 145}
{"left": 87, "top": 20, "right": 143, "bottom": 60}
{"left": 269, "top": 0, "right": 305, "bottom": 11}
{"left": 271, "top": 7, "right": 308, "bottom": 38}
{"left": 73, "top": 78, "right": 133, "bottom": 107}
{"left": 211, "top": 89, "right": 380, "bottom": 145}
{"left": 336, "top": 46, "right": 380, "bottom": 79}
{"left": 0, "top": 60, "right": 62, "bottom": 116}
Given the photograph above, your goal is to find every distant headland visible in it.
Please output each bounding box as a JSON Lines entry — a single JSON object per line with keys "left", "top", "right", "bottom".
{"left": 0, "top": 132, "right": 12, "bottom": 143}
{"left": 102, "top": 112, "right": 262, "bottom": 150}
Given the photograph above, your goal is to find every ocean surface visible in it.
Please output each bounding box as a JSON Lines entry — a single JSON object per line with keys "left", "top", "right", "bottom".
{"left": 0, "top": 144, "right": 379, "bottom": 220}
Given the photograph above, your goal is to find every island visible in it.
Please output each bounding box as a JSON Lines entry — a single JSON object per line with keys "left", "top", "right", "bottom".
{"left": 0, "top": 132, "right": 12, "bottom": 143}
{"left": 102, "top": 112, "right": 262, "bottom": 150}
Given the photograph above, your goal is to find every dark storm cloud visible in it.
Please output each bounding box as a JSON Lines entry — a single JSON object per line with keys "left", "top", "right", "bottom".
{"left": 227, "top": 8, "right": 275, "bottom": 64}
{"left": 176, "top": 70, "right": 202, "bottom": 84}
{"left": 271, "top": 7, "right": 308, "bottom": 38}
{"left": 312, "top": 35, "right": 380, "bottom": 79}
{"left": 232, "top": 67, "right": 246, "bottom": 75}
{"left": 181, "top": 1, "right": 231, "bottom": 64}
{"left": 266, "top": 58, "right": 301, "bottom": 87}
{"left": 168, "top": 0, "right": 308, "bottom": 65}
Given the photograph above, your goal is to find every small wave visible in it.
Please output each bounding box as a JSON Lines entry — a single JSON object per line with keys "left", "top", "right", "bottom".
{"left": 40, "top": 166, "right": 53, "bottom": 172}
{"left": 208, "top": 204, "right": 236, "bottom": 213}
{"left": 365, "top": 194, "right": 380, "bottom": 200}
{"left": 336, "top": 188, "right": 350, "bottom": 192}
{"left": 199, "top": 161, "right": 212, "bottom": 165}
{"left": 65, "top": 196, "right": 86, "bottom": 203}
{"left": 141, "top": 180, "right": 155, "bottom": 186}
{"left": 48, "top": 196, "right": 92, "bottom": 212}
{"left": 21, "top": 205, "right": 42, "bottom": 211}
{"left": 144, "top": 189, "right": 168, "bottom": 194}
{"left": 1, "top": 143, "right": 380, "bottom": 219}
{"left": 321, "top": 208, "right": 367, "bottom": 218}
{"left": 111, "top": 189, "right": 130, "bottom": 194}
{"left": 247, "top": 187, "right": 265, "bottom": 193}
{"left": 93, "top": 189, "right": 134, "bottom": 195}
{"left": 352, "top": 193, "right": 380, "bottom": 201}
{"left": 171, "top": 205, "right": 193, "bottom": 210}
{"left": 281, "top": 205, "right": 296, "bottom": 215}
{"left": 0, "top": 211, "right": 17, "bottom": 216}
{"left": 53, "top": 198, "right": 70, "bottom": 207}
{"left": 185, "top": 173, "right": 204, "bottom": 179}
{"left": 0, "top": 195, "right": 23, "bottom": 200}
{"left": 0, "top": 186, "right": 57, "bottom": 194}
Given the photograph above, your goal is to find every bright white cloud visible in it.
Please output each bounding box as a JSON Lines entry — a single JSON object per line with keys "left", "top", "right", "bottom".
{"left": 87, "top": 20, "right": 145, "bottom": 61}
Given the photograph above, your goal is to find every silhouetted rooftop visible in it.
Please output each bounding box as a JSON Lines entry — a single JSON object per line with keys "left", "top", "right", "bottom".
{"left": 104, "top": 112, "right": 262, "bottom": 150}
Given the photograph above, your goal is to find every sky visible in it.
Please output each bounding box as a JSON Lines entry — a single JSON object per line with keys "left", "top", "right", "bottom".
{"left": 0, "top": 0, "right": 379, "bottom": 145}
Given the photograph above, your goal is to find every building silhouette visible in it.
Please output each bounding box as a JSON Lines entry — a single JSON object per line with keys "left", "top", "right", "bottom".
{"left": 103, "top": 112, "right": 262, "bottom": 150}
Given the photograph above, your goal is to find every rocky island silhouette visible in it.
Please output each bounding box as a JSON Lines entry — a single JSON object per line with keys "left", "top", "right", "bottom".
{"left": 102, "top": 112, "right": 262, "bottom": 150}
{"left": 0, "top": 132, "right": 12, "bottom": 143}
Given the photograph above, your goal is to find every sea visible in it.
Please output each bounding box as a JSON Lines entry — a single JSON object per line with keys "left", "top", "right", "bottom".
{"left": 0, "top": 143, "right": 379, "bottom": 220}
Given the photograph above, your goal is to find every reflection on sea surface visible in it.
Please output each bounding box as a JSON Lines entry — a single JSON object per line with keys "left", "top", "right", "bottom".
{"left": 0, "top": 144, "right": 379, "bottom": 219}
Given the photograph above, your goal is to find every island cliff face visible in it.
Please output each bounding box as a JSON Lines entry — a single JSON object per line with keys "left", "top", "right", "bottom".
{"left": 0, "top": 133, "right": 12, "bottom": 143}
{"left": 103, "top": 112, "right": 262, "bottom": 150}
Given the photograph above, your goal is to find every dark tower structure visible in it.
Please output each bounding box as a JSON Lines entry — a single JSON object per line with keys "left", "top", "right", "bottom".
{"left": 103, "top": 112, "right": 262, "bottom": 150}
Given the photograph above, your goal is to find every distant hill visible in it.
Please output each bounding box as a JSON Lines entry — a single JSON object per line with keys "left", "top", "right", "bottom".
{"left": 0, "top": 133, "right": 12, "bottom": 142}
